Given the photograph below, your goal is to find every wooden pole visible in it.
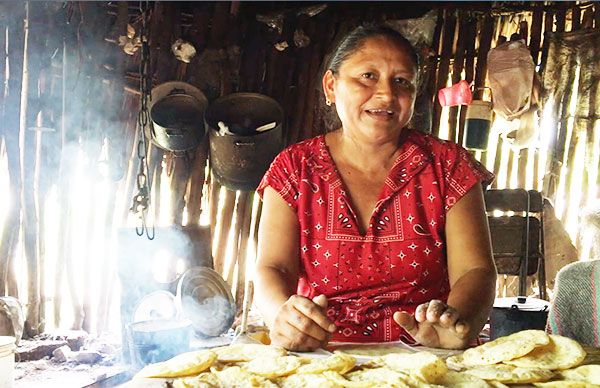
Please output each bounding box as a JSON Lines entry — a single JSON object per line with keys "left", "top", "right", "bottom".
{"left": 225, "top": 192, "right": 248, "bottom": 287}
{"left": 54, "top": 30, "right": 69, "bottom": 328}
{"left": 20, "top": 1, "right": 43, "bottom": 337}
{"left": 581, "top": 31, "right": 600, "bottom": 209}
{"left": 167, "top": 152, "right": 191, "bottom": 226}
{"left": 539, "top": 11, "right": 554, "bottom": 75}
{"left": 288, "top": 44, "right": 312, "bottom": 144}
{"left": 119, "top": 105, "right": 141, "bottom": 225}
{"left": 234, "top": 192, "right": 253, "bottom": 310}
{"left": 186, "top": 136, "right": 210, "bottom": 225}
{"left": 540, "top": 15, "right": 574, "bottom": 201}
{"left": 492, "top": 136, "right": 504, "bottom": 189}
{"left": 558, "top": 12, "right": 584, "bottom": 222}
{"left": 506, "top": 150, "right": 516, "bottom": 189}
{"left": 529, "top": 7, "right": 544, "bottom": 66}
{"left": 473, "top": 13, "right": 494, "bottom": 100}
{"left": 571, "top": 5, "right": 581, "bottom": 31}
{"left": 448, "top": 11, "right": 468, "bottom": 144}
{"left": 533, "top": 150, "right": 541, "bottom": 191}
{"left": 425, "top": 8, "right": 443, "bottom": 101}
{"left": 0, "top": 19, "right": 5, "bottom": 112}
{"left": 458, "top": 13, "right": 478, "bottom": 148}
{"left": 0, "top": 3, "right": 25, "bottom": 298}
{"left": 432, "top": 9, "right": 456, "bottom": 138}
{"left": 213, "top": 189, "right": 235, "bottom": 276}
{"left": 208, "top": 174, "right": 221, "bottom": 246}
{"left": 517, "top": 148, "right": 528, "bottom": 188}
{"left": 238, "top": 19, "right": 266, "bottom": 93}
{"left": 96, "top": 1, "right": 129, "bottom": 333}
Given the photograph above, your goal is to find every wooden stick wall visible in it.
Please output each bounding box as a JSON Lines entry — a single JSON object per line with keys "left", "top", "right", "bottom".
{"left": 0, "top": 2, "right": 598, "bottom": 336}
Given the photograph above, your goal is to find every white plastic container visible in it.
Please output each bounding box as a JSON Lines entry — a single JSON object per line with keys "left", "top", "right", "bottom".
{"left": 0, "top": 336, "right": 15, "bottom": 388}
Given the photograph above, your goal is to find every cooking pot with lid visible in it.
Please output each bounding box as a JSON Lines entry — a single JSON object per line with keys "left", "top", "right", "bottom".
{"left": 206, "top": 93, "right": 284, "bottom": 191}
{"left": 149, "top": 81, "right": 208, "bottom": 152}
{"left": 490, "top": 296, "right": 550, "bottom": 339}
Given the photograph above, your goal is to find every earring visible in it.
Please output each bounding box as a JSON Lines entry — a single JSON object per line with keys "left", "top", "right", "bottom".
{"left": 326, "top": 99, "right": 332, "bottom": 106}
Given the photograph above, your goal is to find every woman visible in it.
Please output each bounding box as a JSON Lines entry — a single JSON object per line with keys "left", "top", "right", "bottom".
{"left": 255, "top": 25, "right": 497, "bottom": 351}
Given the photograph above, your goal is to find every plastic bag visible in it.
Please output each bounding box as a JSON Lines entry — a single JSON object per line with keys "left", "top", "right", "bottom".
{"left": 487, "top": 40, "right": 536, "bottom": 121}
{"left": 500, "top": 106, "right": 540, "bottom": 149}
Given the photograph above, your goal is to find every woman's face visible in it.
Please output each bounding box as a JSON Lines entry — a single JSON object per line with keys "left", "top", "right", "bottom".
{"left": 323, "top": 36, "right": 418, "bottom": 144}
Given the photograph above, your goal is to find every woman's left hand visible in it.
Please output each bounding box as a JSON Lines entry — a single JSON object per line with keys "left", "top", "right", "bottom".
{"left": 393, "top": 299, "right": 472, "bottom": 349}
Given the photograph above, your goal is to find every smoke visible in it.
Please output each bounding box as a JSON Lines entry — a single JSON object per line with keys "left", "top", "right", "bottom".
{"left": 180, "top": 294, "right": 235, "bottom": 338}
{"left": 582, "top": 204, "right": 600, "bottom": 260}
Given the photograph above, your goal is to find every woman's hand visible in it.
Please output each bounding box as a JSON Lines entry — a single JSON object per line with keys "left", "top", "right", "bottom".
{"left": 269, "top": 294, "right": 337, "bottom": 351}
{"left": 393, "top": 299, "right": 472, "bottom": 349}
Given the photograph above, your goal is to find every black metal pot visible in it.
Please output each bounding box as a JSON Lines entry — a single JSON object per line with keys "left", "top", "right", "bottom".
{"left": 149, "top": 81, "right": 208, "bottom": 152}
{"left": 490, "top": 297, "right": 550, "bottom": 339}
{"left": 206, "top": 93, "right": 284, "bottom": 191}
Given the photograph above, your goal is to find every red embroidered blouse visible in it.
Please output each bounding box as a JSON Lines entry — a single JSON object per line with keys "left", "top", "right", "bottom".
{"left": 257, "top": 130, "right": 494, "bottom": 343}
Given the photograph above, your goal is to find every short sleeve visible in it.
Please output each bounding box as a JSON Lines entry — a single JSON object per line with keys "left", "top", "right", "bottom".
{"left": 256, "top": 149, "right": 299, "bottom": 211}
{"left": 441, "top": 142, "right": 495, "bottom": 211}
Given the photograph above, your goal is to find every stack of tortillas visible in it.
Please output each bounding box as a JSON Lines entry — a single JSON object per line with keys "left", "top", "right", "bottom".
{"left": 134, "top": 331, "right": 598, "bottom": 387}
{"left": 447, "top": 330, "right": 597, "bottom": 387}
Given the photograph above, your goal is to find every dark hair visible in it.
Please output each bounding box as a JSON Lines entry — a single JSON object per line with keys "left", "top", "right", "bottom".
{"left": 328, "top": 24, "right": 420, "bottom": 75}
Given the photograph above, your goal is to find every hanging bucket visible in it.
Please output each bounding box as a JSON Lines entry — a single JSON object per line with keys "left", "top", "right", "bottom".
{"left": 464, "top": 88, "right": 493, "bottom": 150}
{"left": 206, "top": 93, "right": 284, "bottom": 191}
{"left": 149, "top": 81, "right": 208, "bottom": 152}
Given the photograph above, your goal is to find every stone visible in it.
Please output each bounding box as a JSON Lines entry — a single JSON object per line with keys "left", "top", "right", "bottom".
{"left": 51, "top": 345, "right": 72, "bottom": 363}
{"left": 73, "top": 351, "right": 102, "bottom": 364}
{"left": 48, "top": 330, "right": 87, "bottom": 351}
{"left": 16, "top": 340, "right": 69, "bottom": 361}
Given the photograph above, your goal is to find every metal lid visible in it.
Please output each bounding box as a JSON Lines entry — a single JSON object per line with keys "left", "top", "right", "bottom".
{"left": 493, "top": 297, "right": 550, "bottom": 311}
{"left": 133, "top": 290, "right": 178, "bottom": 323}
{"left": 150, "top": 81, "right": 208, "bottom": 112}
{"left": 176, "top": 267, "right": 235, "bottom": 337}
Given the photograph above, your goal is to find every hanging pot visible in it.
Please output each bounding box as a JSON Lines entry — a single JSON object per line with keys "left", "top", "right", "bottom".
{"left": 206, "top": 93, "right": 284, "bottom": 191}
{"left": 490, "top": 297, "right": 550, "bottom": 340}
{"left": 148, "top": 81, "right": 208, "bottom": 152}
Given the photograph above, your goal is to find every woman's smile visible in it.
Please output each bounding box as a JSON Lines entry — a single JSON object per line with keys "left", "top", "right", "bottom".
{"left": 365, "top": 108, "right": 396, "bottom": 120}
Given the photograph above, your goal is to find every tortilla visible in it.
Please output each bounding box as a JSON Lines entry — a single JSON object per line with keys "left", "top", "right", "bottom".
{"left": 462, "top": 330, "right": 550, "bottom": 366}
{"left": 504, "top": 334, "right": 586, "bottom": 370}
{"left": 135, "top": 349, "right": 217, "bottom": 378}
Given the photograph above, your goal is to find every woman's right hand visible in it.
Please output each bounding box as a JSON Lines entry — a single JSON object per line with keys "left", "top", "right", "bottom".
{"left": 269, "top": 294, "right": 337, "bottom": 351}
